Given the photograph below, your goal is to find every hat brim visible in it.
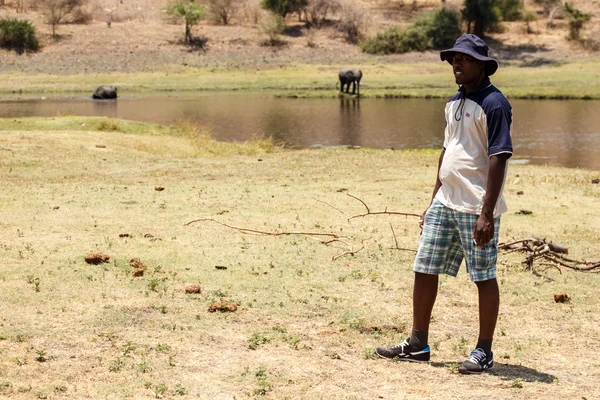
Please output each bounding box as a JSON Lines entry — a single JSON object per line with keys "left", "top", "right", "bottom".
{"left": 440, "top": 48, "right": 499, "bottom": 76}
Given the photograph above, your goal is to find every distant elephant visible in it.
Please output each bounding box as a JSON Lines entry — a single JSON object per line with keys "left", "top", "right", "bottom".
{"left": 338, "top": 68, "right": 362, "bottom": 95}
{"left": 93, "top": 86, "right": 118, "bottom": 100}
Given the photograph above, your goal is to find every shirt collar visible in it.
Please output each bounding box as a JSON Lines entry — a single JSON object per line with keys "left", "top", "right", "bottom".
{"left": 459, "top": 77, "right": 492, "bottom": 97}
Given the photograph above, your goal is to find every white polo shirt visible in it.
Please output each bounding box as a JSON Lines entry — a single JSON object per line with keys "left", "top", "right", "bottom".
{"left": 435, "top": 79, "right": 513, "bottom": 218}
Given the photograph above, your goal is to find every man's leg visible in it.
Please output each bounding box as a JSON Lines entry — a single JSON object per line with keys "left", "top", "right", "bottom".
{"left": 475, "top": 277, "right": 499, "bottom": 353}
{"left": 410, "top": 272, "right": 439, "bottom": 348}
{"left": 459, "top": 277, "right": 499, "bottom": 374}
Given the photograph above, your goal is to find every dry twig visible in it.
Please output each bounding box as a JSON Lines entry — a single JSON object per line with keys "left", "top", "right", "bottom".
{"left": 347, "top": 193, "right": 421, "bottom": 221}
{"left": 332, "top": 246, "right": 364, "bottom": 261}
{"left": 185, "top": 218, "right": 344, "bottom": 243}
{"left": 389, "top": 223, "right": 417, "bottom": 253}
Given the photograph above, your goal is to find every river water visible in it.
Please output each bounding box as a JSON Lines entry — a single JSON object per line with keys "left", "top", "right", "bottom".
{"left": 1, "top": 92, "right": 599, "bottom": 170}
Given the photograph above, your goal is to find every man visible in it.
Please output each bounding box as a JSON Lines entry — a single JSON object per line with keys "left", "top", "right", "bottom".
{"left": 376, "top": 34, "right": 513, "bottom": 374}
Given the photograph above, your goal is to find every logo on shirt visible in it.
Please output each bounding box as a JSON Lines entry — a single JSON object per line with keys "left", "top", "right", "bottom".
{"left": 465, "top": 112, "right": 471, "bottom": 118}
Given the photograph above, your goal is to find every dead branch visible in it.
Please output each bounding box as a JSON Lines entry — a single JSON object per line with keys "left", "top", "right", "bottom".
{"left": 500, "top": 237, "right": 598, "bottom": 273}
{"left": 185, "top": 218, "right": 343, "bottom": 242}
{"left": 542, "top": 254, "right": 600, "bottom": 272}
{"left": 347, "top": 193, "right": 421, "bottom": 221}
{"left": 389, "top": 223, "right": 417, "bottom": 253}
{"left": 332, "top": 246, "right": 364, "bottom": 261}
{"left": 313, "top": 197, "right": 351, "bottom": 217}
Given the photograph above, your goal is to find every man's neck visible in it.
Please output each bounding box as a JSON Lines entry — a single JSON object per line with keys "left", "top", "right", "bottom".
{"left": 463, "top": 73, "right": 488, "bottom": 94}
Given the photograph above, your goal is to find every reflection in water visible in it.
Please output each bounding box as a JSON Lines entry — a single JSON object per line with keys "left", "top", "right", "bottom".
{"left": 339, "top": 97, "right": 361, "bottom": 148}
{"left": 0, "top": 94, "right": 599, "bottom": 170}
{"left": 92, "top": 100, "right": 118, "bottom": 118}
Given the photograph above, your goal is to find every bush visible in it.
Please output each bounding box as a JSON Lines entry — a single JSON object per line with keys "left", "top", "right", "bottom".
{"left": 498, "top": 0, "right": 523, "bottom": 21}
{"left": 360, "top": 8, "right": 460, "bottom": 55}
{"left": 260, "top": 0, "right": 308, "bottom": 18}
{"left": 336, "top": 1, "right": 365, "bottom": 44}
{"left": 306, "top": 0, "right": 339, "bottom": 28}
{"left": 259, "top": 13, "right": 286, "bottom": 46}
{"left": 0, "top": 18, "right": 40, "bottom": 54}
{"left": 564, "top": 2, "right": 591, "bottom": 40}
{"left": 208, "top": 0, "right": 238, "bottom": 25}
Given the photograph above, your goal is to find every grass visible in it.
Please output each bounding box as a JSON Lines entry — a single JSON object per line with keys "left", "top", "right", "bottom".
{"left": 0, "top": 117, "right": 598, "bottom": 399}
{"left": 1, "top": 57, "right": 600, "bottom": 99}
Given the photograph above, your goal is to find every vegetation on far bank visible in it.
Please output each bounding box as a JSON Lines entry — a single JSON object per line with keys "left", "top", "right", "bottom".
{"left": 1, "top": 57, "right": 600, "bottom": 99}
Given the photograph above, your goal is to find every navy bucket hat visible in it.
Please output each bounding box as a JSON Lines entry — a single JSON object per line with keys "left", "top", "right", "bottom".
{"left": 440, "top": 34, "right": 499, "bottom": 76}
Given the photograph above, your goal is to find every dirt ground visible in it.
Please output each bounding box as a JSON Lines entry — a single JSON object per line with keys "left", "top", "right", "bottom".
{"left": 0, "top": 0, "right": 598, "bottom": 75}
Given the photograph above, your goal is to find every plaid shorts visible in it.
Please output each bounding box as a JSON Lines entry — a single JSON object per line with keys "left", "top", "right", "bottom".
{"left": 413, "top": 199, "right": 501, "bottom": 282}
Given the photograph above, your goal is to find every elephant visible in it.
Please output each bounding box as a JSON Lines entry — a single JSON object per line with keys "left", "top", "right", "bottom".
{"left": 92, "top": 86, "right": 118, "bottom": 100}
{"left": 338, "top": 68, "right": 362, "bottom": 95}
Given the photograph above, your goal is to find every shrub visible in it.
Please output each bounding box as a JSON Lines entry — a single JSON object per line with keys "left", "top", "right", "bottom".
{"left": 168, "top": 0, "right": 207, "bottom": 44}
{"left": 498, "top": 0, "right": 523, "bottom": 21}
{"left": 336, "top": 1, "right": 365, "bottom": 44}
{"left": 259, "top": 13, "right": 286, "bottom": 46}
{"left": 260, "top": 0, "right": 308, "bottom": 19}
{"left": 360, "top": 8, "right": 460, "bottom": 55}
{"left": 208, "top": 0, "right": 238, "bottom": 25}
{"left": 564, "top": 2, "right": 591, "bottom": 40}
{"left": 523, "top": 9, "right": 536, "bottom": 34}
{"left": 0, "top": 18, "right": 40, "bottom": 54}
{"left": 306, "top": 0, "right": 339, "bottom": 28}
{"left": 427, "top": 7, "right": 462, "bottom": 49}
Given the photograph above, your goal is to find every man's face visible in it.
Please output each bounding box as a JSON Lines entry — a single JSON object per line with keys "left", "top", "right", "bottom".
{"left": 450, "top": 52, "right": 484, "bottom": 90}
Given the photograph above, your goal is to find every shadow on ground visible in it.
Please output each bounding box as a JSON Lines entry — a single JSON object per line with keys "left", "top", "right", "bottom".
{"left": 431, "top": 362, "right": 557, "bottom": 383}
{"left": 487, "top": 41, "right": 565, "bottom": 68}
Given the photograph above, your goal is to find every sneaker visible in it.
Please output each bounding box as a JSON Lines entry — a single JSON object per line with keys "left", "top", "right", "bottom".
{"left": 375, "top": 338, "right": 430, "bottom": 362}
{"left": 459, "top": 348, "right": 494, "bottom": 374}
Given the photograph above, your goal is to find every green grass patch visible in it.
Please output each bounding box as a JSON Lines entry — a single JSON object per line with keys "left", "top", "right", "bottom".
{"left": 1, "top": 58, "right": 600, "bottom": 99}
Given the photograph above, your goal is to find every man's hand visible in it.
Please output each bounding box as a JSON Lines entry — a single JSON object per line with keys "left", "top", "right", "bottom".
{"left": 419, "top": 209, "right": 428, "bottom": 229}
{"left": 473, "top": 212, "right": 494, "bottom": 247}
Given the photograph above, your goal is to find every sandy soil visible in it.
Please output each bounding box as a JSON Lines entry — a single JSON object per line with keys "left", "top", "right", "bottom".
{"left": 0, "top": 0, "right": 598, "bottom": 75}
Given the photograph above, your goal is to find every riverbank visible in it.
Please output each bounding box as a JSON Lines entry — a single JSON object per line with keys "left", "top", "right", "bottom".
{"left": 2, "top": 56, "right": 600, "bottom": 99}
{"left": 0, "top": 117, "right": 599, "bottom": 399}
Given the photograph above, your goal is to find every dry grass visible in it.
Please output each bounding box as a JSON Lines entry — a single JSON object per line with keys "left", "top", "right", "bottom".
{"left": 0, "top": 118, "right": 599, "bottom": 399}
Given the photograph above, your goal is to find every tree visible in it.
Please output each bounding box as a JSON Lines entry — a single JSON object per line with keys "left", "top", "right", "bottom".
{"left": 260, "top": 0, "right": 308, "bottom": 19}
{"left": 39, "top": 0, "right": 86, "bottom": 37}
{"left": 461, "top": 0, "right": 500, "bottom": 38}
{"left": 208, "top": 0, "right": 238, "bottom": 25}
{"left": 532, "top": 0, "right": 561, "bottom": 27}
{"left": 564, "top": 2, "right": 591, "bottom": 40}
{"left": 168, "top": 0, "right": 207, "bottom": 44}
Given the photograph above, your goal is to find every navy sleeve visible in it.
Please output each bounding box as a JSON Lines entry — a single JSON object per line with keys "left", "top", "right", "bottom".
{"left": 486, "top": 106, "right": 513, "bottom": 158}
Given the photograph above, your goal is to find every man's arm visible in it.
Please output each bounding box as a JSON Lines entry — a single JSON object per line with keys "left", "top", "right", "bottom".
{"left": 420, "top": 149, "right": 445, "bottom": 228}
{"left": 473, "top": 153, "right": 510, "bottom": 246}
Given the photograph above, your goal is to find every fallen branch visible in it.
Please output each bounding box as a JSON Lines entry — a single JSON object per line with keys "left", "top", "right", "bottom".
{"left": 347, "top": 193, "right": 421, "bottom": 221}
{"left": 313, "top": 197, "right": 351, "bottom": 217}
{"left": 184, "top": 218, "right": 344, "bottom": 242}
{"left": 390, "top": 223, "right": 417, "bottom": 253}
{"left": 500, "top": 237, "right": 599, "bottom": 273}
{"left": 332, "top": 246, "right": 364, "bottom": 261}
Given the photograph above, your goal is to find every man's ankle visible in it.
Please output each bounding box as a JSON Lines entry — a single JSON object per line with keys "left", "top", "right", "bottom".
{"left": 475, "top": 338, "right": 493, "bottom": 356}
{"left": 409, "top": 328, "right": 428, "bottom": 349}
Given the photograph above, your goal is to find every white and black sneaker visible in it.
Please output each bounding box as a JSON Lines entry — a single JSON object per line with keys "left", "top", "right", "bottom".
{"left": 459, "top": 348, "right": 494, "bottom": 374}
{"left": 376, "top": 338, "right": 431, "bottom": 362}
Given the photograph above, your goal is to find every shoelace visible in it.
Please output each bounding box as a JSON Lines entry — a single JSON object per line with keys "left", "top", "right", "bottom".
{"left": 392, "top": 339, "right": 410, "bottom": 351}
{"left": 468, "top": 348, "right": 487, "bottom": 363}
